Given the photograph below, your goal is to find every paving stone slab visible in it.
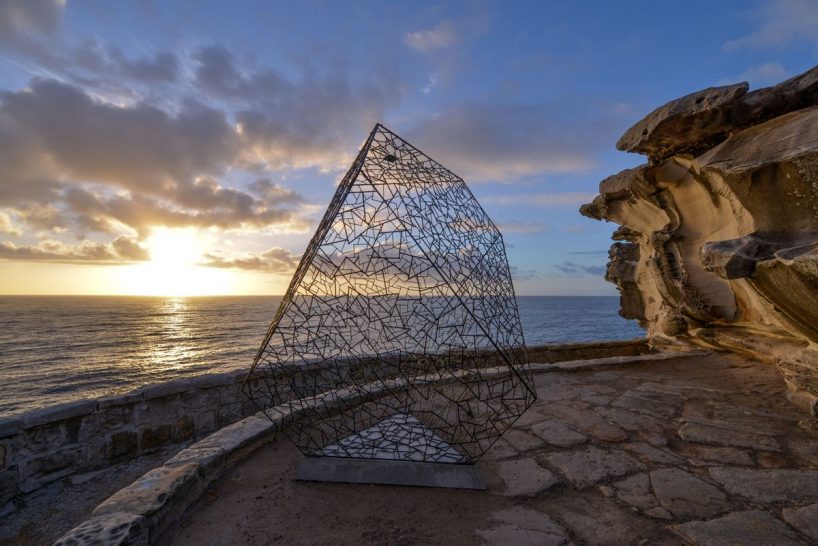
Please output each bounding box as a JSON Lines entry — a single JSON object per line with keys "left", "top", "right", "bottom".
{"left": 544, "top": 446, "right": 643, "bottom": 488}
{"left": 530, "top": 419, "right": 587, "bottom": 448}
{"left": 678, "top": 445, "right": 755, "bottom": 466}
{"left": 503, "top": 429, "right": 546, "bottom": 452}
{"left": 672, "top": 510, "right": 805, "bottom": 546}
{"left": 709, "top": 467, "right": 818, "bottom": 503}
{"left": 622, "top": 442, "right": 684, "bottom": 466}
{"left": 483, "top": 438, "right": 518, "bottom": 461}
{"left": 53, "top": 512, "right": 148, "bottom": 546}
{"left": 678, "top": 423, "right": 781, "bottom": 452}
{"left": 782, "top": 503, "right": 818, "bottom": 542}
{"left": 607, "top": 472, "right": 658, "bottom": 511}
{"left": 494, "top": 458, "right": 560, "bottom": 497}
{"left": 542, "top": 405, "right": 628, "bottom": 443}
{"left": 649, "top": 468, "right": 730, "bottom": 519}
{"left": 477, "top": 507, "right": 570, "bottom": 546}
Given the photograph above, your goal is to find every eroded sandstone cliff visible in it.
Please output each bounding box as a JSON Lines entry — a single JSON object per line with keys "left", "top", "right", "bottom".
{"left": 582, "top": 66, "right": 818, "bottom": 415}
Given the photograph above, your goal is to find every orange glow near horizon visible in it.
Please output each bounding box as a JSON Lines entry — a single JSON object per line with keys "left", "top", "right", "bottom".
{"left": 115, "top": 228, "right": 235, "bottom": 296}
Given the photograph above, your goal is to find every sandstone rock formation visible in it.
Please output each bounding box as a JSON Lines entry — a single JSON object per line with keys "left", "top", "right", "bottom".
{"left": 581, "top": 65, "right": 818, "bottom": 415}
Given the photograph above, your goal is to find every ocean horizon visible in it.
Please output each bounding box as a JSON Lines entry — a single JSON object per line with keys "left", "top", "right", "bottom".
{"left": 0, "top": 295, "right": 644, "bottom": 417}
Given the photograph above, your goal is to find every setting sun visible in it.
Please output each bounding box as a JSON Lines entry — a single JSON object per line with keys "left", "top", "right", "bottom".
{"left": 116, "top": 228, "right": 234, "bottom": 296}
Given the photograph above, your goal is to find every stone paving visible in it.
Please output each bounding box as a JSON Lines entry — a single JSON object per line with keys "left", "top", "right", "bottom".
{"left": 477, "top": 352, "right": 818, "bottom": 545}
{"left": 161, "top": 351, "right": 818, "bottom": 546}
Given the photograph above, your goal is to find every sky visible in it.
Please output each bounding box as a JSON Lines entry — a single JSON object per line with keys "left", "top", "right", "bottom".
{"left": 0, "top": 0, "right": 816, "bottom": 296}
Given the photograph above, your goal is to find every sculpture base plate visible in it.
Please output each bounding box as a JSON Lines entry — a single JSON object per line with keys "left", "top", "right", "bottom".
{"left": 296, "top": 457, "right": 487, "bottom": 490}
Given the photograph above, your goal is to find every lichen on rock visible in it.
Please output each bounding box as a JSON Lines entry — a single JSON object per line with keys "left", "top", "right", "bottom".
{"left": 582, "top": 65, "right": 818, "bottom": 416}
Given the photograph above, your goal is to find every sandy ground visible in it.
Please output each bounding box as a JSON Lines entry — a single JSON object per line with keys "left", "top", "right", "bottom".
{"left": 161, "top": 352, "right": 818, "bottom": 546}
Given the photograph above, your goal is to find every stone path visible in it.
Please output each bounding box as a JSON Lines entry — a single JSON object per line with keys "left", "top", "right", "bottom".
{"left": 163, "top": 352, "right": 818, "bottom": 545}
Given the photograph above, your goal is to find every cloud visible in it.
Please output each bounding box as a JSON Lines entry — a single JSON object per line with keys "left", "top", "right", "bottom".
{"left": 201, "top": 247, "right": 300, "bottom": 272}
{"left": 0, "top": 79, "right": 238, "bottom": 198}
{"left": 721, "top": 62, "right": 790, "bottom": 87}
{"left": 0, "top": 0, "right": 64, "bottom": 49}
{"left": 191, "top": 45, "right": 401, "bottom": 171}
{"left": 0, "top": 212, "right": 21, "bottom": 236}
{"left": 484, "top": 192, "right": 597, "bottom": 206}
{"left": 408, "top": 103, "right": 619, "bottom": 181}
{"left": 0, "top": 235, "right": 148, "bottom": 264}
{"left": 404, "top": 21, "right": 457, "bottom": 53}
{"left": 0, "top": 79, "right": 313, "bottom": 237}
{"left": 552, "top": 261, "right": 606, "bottom": 278}
{"left": 724, "top": 0, "right": 818, "bottom": 50}
{"left": 510, "top": 266, "right": 545, "bottom": 281}
{"left": 498, "top": 220, "right": 549, "bottom": 234}
{"left": 63, "top": 186, "right": 308, "bottom": 237}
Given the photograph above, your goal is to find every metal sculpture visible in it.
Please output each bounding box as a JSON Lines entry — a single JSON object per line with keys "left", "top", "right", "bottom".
{"left": 244, "top": 124, "right": 535, "bottom": 469}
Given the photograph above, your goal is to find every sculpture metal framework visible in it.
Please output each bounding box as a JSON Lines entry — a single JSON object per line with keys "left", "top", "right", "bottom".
{"left": 244, "top": 124, "right": 535, "bottom": 466}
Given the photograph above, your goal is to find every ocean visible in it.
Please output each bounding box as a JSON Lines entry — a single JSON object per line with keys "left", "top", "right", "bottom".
{"left": 0, "top": 296, "right": 643, "bottom": 417}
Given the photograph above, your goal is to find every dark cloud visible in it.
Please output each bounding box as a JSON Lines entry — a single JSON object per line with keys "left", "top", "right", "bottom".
{"left": 192, "top": 45, "right": 400, "bottom": 170}
{"left": 552, "top": 261, "right": 606, "bottom": 278}
{"left": 0, "top": 235, "right": 148, "bottom": 264}
{"left": 0, "top": 0, "right": 63, "bottom": 50}
{"left": 63, "top": 186, "right": 307, "bottom": 237}
{"left": 0, "top": 79, "right": 237, "bottom": 197}
{"left": 200, "top": 247, "right": 300, "bottom": 272}
{"left": 0, "top": 77, "right": 317, "bottom": 245}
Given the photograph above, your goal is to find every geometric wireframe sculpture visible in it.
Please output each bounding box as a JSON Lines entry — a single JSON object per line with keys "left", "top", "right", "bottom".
{"left": 244, "top": 124, "right": 535, "bottom": 465}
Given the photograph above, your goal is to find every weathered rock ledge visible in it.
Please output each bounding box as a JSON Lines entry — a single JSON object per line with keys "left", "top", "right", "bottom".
{"left": 581, "top": 65, "right": 818, "bottom": 415}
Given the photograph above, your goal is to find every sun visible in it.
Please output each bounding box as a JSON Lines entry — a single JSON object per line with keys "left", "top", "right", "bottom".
{"left": 117, "top": 228, "right": 233, "bottom": 296}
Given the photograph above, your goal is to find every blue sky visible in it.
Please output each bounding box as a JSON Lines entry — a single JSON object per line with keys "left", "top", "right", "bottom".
{"left": 0, "top": 0, "right": 816, "bottom": 295}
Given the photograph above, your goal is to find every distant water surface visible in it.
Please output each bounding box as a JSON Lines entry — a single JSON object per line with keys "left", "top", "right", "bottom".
{"left": 0, "top": 296, "right": 643, "bottom": 417}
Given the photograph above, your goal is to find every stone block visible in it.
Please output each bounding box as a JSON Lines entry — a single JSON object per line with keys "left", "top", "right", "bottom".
{"left": 216, "top": 402, "right": 242, "bottom": 426}
{"left": 18, "top": 446, "right": 82, "bottom": 493}
{"left": 22, "top": 399, "right": 97, "bottom": 429}
{"left": 174, "top": 416, "right": 194, "bottom": 441}
{"left": 109, "top": 431, "right": 138, "bottom": 460}
{"left": 0, "top": 468, "right": 18, "bottom": 506}
{"left": 139, "top": 379, "right": 193, "bottom": 401}
{"left": 140, "top": 424, "right": 173, "bottom": 451}
{"left": 195, "top": 411, "right": 217, "bottom": 436}
{"left": 97, "top": 391, "right": 143, "bottom": 410}
{"left": 94, "top": 463, "right": 202, "bottom": 537}
{"left": 190, "top": 372, "right": 235, "bottom": 390}
{"left": 0, "top": 417, "right": 22, "bottom": 439}
{"left": 165, "top": 446, "right": 226, "bottom": 481}
{"left": 194, "top": 414, "right": 275, "bottom": 456}
{"left": 54, "top": 512, "right": 149, "bottom": 546}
